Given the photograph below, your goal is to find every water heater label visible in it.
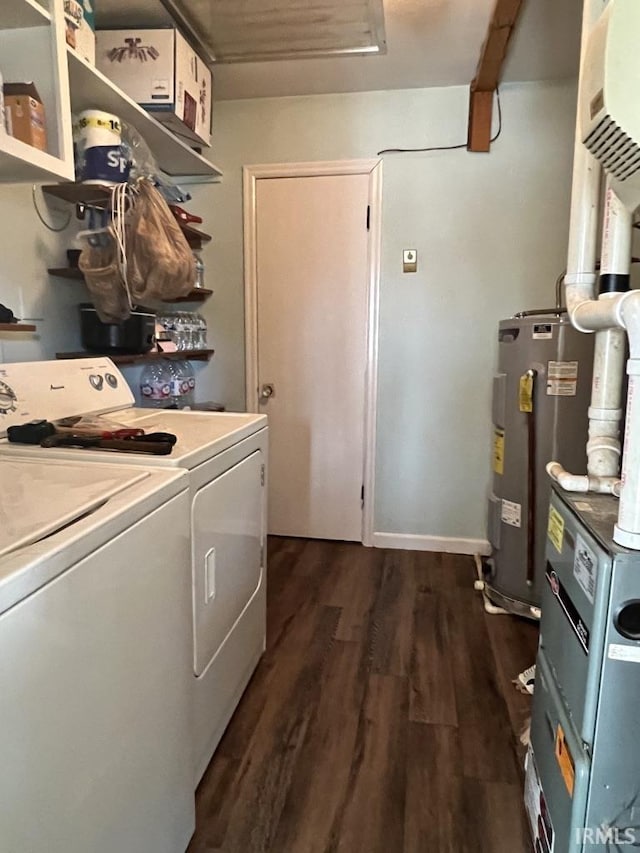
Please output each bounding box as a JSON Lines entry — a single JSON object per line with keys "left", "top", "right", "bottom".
{"left": 532, "top": 323, "right": 553, "bottom": 340}
{"left": 493, "top": 428, "right": 505, "bottom": 475}
{"left": 573, "top": 535, "right": 597, "bottom": 604}
{"left": 547, "top": 361, "right": 578, "bottom": 397}
{"left": 501, "top": 499, "right": 521, "bottom": 528}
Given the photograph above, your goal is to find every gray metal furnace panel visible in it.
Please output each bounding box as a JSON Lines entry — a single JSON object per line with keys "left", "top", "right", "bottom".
{"left": 529, "top": 487, "right": 640, "bottom": 852}
{"left": 539, "top": 490, "right": 613, "bottom": 743}
{"left": 529, "top": 651, "right": 590, "bottom": 853}
{"left": 486, "top": 313, "right": 594, "bottom": 612}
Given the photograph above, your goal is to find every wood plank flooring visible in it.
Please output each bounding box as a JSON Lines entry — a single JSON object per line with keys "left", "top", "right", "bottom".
{"left": 188, "top": 539, "right": 537, "bottom": 853}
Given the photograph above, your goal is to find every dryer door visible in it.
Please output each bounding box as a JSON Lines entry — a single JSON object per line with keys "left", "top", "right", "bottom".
{"left": 192, "top": 449, "right": 265, "bottom": 676}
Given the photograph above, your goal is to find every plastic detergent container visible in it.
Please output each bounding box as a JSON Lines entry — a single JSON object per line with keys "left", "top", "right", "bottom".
{"left": 74, "top": 109, "right": 130, "bottom": 184}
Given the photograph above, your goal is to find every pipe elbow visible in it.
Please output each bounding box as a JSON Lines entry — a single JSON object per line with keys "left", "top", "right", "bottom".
{"left": 546, "top": 462, "right": 590, "bottom": 492}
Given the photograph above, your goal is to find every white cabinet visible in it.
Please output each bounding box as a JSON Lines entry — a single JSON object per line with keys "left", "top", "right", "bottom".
{"left": 0, "top": 0, "right": 221, "bottom": 184}
{"left": 0, "top": 0, "right": 74, "bottom": 182}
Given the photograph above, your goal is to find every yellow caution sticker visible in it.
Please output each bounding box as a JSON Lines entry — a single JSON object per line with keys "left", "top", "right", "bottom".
{"left": 555, "top": 725, "right": 575, "bottom": 798}
{"left": 519, "top": 373, "right": 534, "bottom": 413}
{"left": 548, "top": 506, "right": 565, "bottom": 553}
{"left": 493, "top": 428, "right": 505, "bottom": 475}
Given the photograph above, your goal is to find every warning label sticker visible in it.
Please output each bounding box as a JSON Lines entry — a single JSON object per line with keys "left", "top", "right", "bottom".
{"left": 548, "top": 506, "right": 565, "bottom": 553}
{"left": 493, "top": 428, "right": 505, "bottom": 475}
{"left": 555, "top": 725, "right": 576, "bottom": 798}
{"left": 608, "top": 644, "right": 640, "bottom": 664}
{"left": 574, "top": 534, "right": 597, "bottom": 603}
{"left": 501, "top": 499, "right": 522, "bottom": 528}
{"left": 547, "top": 361, "right": 578, "bottom": 397}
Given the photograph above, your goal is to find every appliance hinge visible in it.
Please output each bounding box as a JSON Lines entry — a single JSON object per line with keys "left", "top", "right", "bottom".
{"left": 366, "top": 205, "right": 371, "bottom": 231}
{"left": 361, "top": 484, "right": 365, "bottom": 506}
{"left": 261, "top": 464, "right": 266, "bottom": 486}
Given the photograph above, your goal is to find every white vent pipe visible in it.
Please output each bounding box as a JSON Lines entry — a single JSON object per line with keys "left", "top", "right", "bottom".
{"left": 548, "top": 0, "right": 640, "bottom": 548}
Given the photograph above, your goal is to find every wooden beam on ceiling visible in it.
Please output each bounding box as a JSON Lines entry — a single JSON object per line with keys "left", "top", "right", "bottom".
{"left": 467, "top": 0, "right": 526, "bottom": 153}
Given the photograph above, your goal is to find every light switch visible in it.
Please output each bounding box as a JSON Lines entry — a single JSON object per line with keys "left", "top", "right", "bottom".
{"left": 403, "top": 249, "right": 418, "bottom": 273}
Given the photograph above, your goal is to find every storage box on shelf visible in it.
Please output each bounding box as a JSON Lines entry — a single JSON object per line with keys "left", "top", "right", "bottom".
{"left": 66, "top": 48, "right": 221, "bottom": 181}
{"left": 95, "top": 28, "right": 212, "bottom": 148}
{"left": 0, "top": 0, "right": 74, "bottom": 182}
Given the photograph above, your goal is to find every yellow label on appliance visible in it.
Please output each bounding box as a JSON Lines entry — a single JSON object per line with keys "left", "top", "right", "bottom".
{"left": 548, "top": 506, "right": 565, "bottom": 553}
{"left": 555, "top": 725, "right": 575, "bottom": 797}
{"left": 493, "top": 428, "right": 505, "bottom": 475}
{"left": 519, "top": 373, "right": 534, "bottom": 413}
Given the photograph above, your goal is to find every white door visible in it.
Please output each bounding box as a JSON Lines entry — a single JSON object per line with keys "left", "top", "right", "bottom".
{"left": 254, "top": 172, "right": 371, "bottom": 541}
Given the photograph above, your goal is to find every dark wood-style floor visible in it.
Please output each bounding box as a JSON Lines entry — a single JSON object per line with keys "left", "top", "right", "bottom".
{"left": 188, "top": 538, "right": 537, "bottom": 853}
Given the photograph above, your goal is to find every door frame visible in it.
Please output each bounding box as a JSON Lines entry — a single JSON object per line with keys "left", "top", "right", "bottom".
{"left": 243, "top": 159, "right": 383, "bottom": 546}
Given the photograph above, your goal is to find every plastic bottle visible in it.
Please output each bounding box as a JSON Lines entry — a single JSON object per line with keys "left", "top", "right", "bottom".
{"left": 168, "top": 361, "right": 195, "bottom": 408}
{"left": 140, "top": 360, "right": 172, "bottom": 408}
{"left": 183, "top": 361, "right": 196, "bottom": 407}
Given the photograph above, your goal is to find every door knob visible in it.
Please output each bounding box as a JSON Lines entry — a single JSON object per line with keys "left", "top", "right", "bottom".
{"left": 260, "top": 383, "right": 275, "bottom": 400}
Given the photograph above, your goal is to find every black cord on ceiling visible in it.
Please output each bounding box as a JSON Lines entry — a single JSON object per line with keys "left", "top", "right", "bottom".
{"left": 376, "top": 86, "right": 503, "bottom": 156}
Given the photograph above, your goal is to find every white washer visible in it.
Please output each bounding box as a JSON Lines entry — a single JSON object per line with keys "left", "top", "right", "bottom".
{"left": 0, "top": 456, "right": 194, "bottom": 853}
{"left": 0, "top": 358, "right": 268, "bottom": 784}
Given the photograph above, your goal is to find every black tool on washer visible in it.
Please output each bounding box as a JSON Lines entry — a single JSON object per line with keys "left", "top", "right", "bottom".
{"left": 41, "top": 434, "right": 174, "bottom": 455}
{"left": 7, "top": 420, "right": 56, "bottom": 444}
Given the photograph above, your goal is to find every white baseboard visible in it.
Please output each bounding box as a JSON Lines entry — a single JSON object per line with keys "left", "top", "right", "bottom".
{"left": 370, "top": 532, "right": 491, "bottom": 556}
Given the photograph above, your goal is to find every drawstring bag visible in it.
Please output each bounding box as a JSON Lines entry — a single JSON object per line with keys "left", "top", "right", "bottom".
{"left": 78, "top": 237, "right": 130, "bottom": 323}
{"left": 78, "top": 178, "right": 196, "bottom": 322}
{"left": 127, "top": 178, "right": 195, "bottom": 304}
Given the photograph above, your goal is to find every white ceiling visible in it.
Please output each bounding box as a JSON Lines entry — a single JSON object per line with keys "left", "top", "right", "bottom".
{"left": 96, "top": 0, "right": 583, "bottom": 101}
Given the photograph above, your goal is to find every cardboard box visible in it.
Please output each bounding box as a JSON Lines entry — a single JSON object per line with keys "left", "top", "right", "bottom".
{"left": 96, "top": 28, "right": 212, "bottom": 147}
{"left": 65, "top": 0, "right": 96, "bottom": 65}
{"left": 3, "top": 83, "right": 47, "bottom": 152}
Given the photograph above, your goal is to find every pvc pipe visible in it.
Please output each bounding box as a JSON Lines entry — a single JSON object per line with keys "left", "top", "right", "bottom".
{"left": 615, "top": 364, "right": 640, "bottom": 547}
{"left": 600, "top": 184, "right": 633, "bottom": 291}
{"left": 546, "top": 462, "right": 621, "bottom": 495}
{"left": 615, "top": 297, "right": 640, "bottom": 548}
{"left": 564, "top": 0, "right": 603, "bottom": 293}
{"left": 584, "top": 182, "right": 631, "bottom": 478}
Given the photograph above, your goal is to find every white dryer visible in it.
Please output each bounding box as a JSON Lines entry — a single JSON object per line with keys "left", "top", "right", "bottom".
{"left": 0, "top": 457, "right": 194, "bottom": 853}
{"left": 0, "top": 358, "right": 268, "bottom": 783}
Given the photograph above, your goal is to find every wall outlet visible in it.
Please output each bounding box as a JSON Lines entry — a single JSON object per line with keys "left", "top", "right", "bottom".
{"left": 403, "top": 249, "right": 418, "bottom": 273}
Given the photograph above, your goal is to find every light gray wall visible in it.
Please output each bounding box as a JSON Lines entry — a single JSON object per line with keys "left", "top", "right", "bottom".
{"left": 191, "top": 79, "right": 578, "bottom": 542}
{"left": 0, "top": 79, "right": 579, "bottom": 544}
{"left": 0, "top": 186, "right": 81, "bottom": 364}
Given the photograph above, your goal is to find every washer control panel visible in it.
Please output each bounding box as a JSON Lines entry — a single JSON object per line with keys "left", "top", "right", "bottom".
{"left": 0, "top": 358, "right": 133, "bottom": 436}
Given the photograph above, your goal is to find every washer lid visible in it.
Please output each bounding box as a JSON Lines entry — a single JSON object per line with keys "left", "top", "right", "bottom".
{"left": 0, "top": 458, "right": 148, "bottom": 557}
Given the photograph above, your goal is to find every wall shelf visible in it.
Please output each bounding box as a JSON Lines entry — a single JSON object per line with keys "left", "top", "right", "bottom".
{"left": 47, "top": 269, "right": 212, "bottom": 303}
{"left": 41, "top": 186, "right": 212, "bottom": 248}
{"left": 56, "top": 348, "right": 214, "bottom": 365}
{"left": 48, "top": 266, "right": 84, "bottom": 280}
{"left": 0, "top": 323, "right": 37, "bottom": 332}
{"left": 165, "top": 289, "right": 213, "bottom": 303}
{"left": 41, "top": 182, "right": 112, "bottom": 205}
{"left": 181, "top": 224, "right": 212, "bottom": 249}
{"left": 0, "top": 131, "right": 72, "bottom": 183}
{"left": 66, "top": 48, "right": 222, "bottom": 182}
